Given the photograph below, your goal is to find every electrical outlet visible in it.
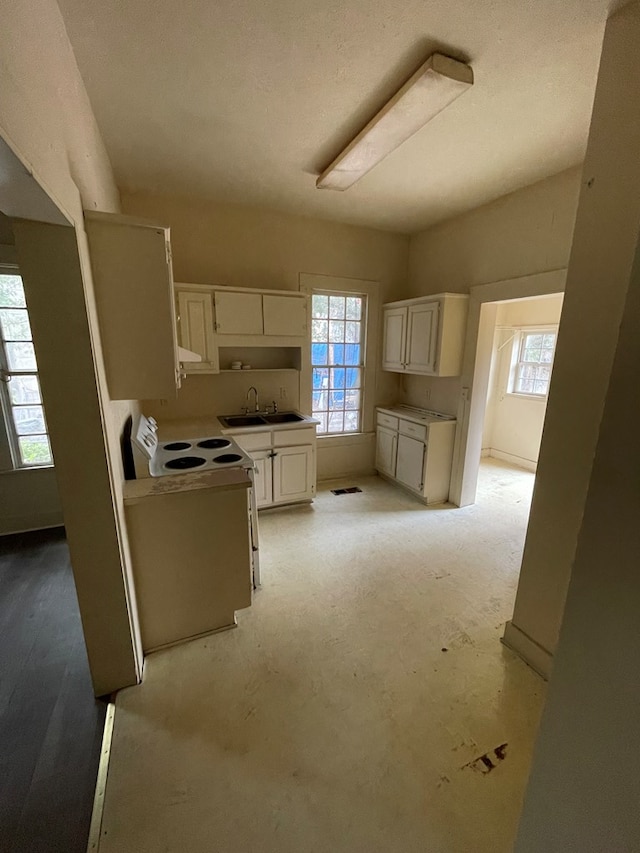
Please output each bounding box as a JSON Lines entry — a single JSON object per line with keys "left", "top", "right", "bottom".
{"left": 425, "top": 387, "right": 431, "bottom": 402}
{"left": 279, "top": 386, "right": 287, "bottom": 400}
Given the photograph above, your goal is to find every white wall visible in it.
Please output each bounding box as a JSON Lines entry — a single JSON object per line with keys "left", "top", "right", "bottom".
{"left": 123, "top": 192, "right": 409, "bottom": 477}
{"left": 483, "top": 295, "right": 563, "bottom": 470}
{"left": 0, "top": 0, "right": 141, "bottom": 693}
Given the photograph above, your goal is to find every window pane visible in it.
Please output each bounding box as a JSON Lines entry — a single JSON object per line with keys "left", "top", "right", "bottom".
{"left": 346, "top": 367, "right": 361, "bottom": 389}
{"left": 9, "top": 374, "right": 41, "bottom": 405}
{"left": 18, "top": 434, "right": 52, "bottom": 466}
{"left": 312, "top": 294, "right": 328, "bottom": 318}
{"left": 314, "top": 412, "right": 328, "bottom": 433}
{"left": 344, "top": 411, "right": 359, "bottom": 432}
{"left": 312, "top": 390, "right": 324, "bottom": 409}
{"left": 330, "top": 368, "right": 345, "bottom": 389}
{"left": 6, "top": 341, "right": 37, "bottom": 371}
{"left": 534, "top": 381, "right": 548, "bottom": 394}
{"left": 344, "top": 344, "right": 361, "bottom": 365}
{"left": 0, "top": 275, "right": 26, "bottom": 308}
{"left": 329, "top": 296, "right": 345, "bottom": 319}
{"left": 345, "top": 321, "right": 361, "bottom": 343}
{"left": 538, "top": 366, "right": 551, "bottom": 381}
{"left": 311, "top": 319, "right": 328, "bottom": 342}
{"left": 540, "top": 348, "right": 553, "bottom": 363}
{"left": 525, "top": 334, "right": 544, "bottom": 348}
{"left": 329, "top": 344, "right": 344, "bottom": 365}
{"left": 328, "top": 411, "right": 344, "bottom": 432}
{"left": 519, "top": 379, "right": 534, "bottom": 393}
{"left": 13, "top": 405, "right": 46, "bottom": 435}
{"left": 543, "top": 334, "right": 556, "bottom": 347}
{"left": 524, "top": 349, "right": 541, "bottom": 363}
{"left": 346, "top": 297, "right": 362, "bottom": 320}
{"left": 0, "top": 308, "right": 31, "bottom": 341}
{"left": 311, "top": 343, "right": 328, "bottom": 365}
{"left": 328, "top": 390, "right": 344, "bottom": 411}
{"left": 345, "top": 390, "right": 360, "bottom": 411}
{"left": 312, "top": 367, "right": 328, "bottom": 389}
{"left": 329, "top": 321, "right": 344, "bottom": 343}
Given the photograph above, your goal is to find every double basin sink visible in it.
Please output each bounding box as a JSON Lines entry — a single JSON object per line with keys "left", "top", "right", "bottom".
{"left": 218, "top": 412, "right": 306, "bottom": 429}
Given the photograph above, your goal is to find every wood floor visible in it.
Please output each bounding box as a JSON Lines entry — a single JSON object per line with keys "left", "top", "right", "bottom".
{"left": 0, "top": 527, "right": 106, "bottom": 853}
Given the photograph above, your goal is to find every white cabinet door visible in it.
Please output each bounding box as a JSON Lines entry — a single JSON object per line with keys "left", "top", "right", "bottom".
{"left": 382, "top": 306, "right": 407, "bottom": 371}
{"left": 177, "top": 291, "right": 219, "bottom": 373}
{"left": 406, "top": 302, "right": 438, "bottom": 373}
{"left": 273, "top": 445, "right": 314, "bottom": 504}
{"left": 85, "top": 212, "right": 179, "bottom": 400}
{"left": 395, "top": 433, "right": 425, "bottom": 493}
{"left": 375, "top": 426, "right": 398, "bottom": 477}
{"left": 251, "top": 450, "right": 273, "bottom": 507}
{"left": 263, "top": 295, "right": 307, "bottom": 336}
{"left": 215, "top": 291, "right": 263, "bottom": 335}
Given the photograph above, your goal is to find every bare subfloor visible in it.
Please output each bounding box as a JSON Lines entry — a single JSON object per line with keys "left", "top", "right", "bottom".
{"left": 100, "top": 460, "right": 545, "bottom": 852}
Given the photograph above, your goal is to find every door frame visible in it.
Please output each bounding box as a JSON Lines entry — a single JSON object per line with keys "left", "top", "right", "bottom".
{"left": 449, "top": 269, "right": 567, "bottom": 507}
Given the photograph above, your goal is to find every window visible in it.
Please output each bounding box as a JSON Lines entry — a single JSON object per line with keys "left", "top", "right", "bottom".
{"left": 510, "top": 330, "right": 557, "bottom": 397}
{"left": 0, "top": 271, "right": 53, "bottom": 467}
{"left": 311, "top": 292, "right": 365, "bottom": 434}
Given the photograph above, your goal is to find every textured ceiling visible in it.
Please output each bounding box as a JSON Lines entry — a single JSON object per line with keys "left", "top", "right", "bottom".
{"left": 58, "top": 0, "right": 611, "bottom": 233}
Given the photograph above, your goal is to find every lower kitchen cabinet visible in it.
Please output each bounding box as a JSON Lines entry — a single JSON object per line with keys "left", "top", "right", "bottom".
{"left": 229, "top": 426, "right": 317, "bottom": 508}
{"left": 375, "top": 426, "right": 398, "bottom": 478}
{"left": 375, "top": 407, "right": 457, "bottom": 504}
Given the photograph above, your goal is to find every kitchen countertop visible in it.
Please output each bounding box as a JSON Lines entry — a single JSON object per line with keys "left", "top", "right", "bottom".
{"left": 124, "top": 467, "right": 251, "bottom": 504}
{"left": 155, "top": 412, "right": 318, "bottom": 441}
{"left": 377, "top": 405, "right": 456, "bottom": 426}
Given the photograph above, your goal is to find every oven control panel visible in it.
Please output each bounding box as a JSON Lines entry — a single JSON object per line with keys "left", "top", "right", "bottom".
{"left": 132, "top": 414, "right": 159, "bottom": 462}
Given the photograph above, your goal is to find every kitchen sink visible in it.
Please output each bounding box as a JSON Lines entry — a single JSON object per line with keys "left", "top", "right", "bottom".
{"left": 262, "top": 412, "right": 305, "bottom": 424}
{"left": 220, "top": 415, "right": 268, "bottom": 428}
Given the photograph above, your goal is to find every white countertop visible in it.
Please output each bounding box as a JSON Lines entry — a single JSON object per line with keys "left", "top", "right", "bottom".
{"left": 377, "top": 405, "right": 456, "bottom": 427}
{"left": 123, "top": 467, "right": 251, "bottom": 503}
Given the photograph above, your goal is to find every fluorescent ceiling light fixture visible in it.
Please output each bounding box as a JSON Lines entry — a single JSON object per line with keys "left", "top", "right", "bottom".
{"left": 316, "top": 53, "right": 473, "bottom": 191}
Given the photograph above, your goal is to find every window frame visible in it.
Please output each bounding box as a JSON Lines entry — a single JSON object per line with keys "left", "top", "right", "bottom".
{"left": 310, "top": 291, "right": 367, "bottom": 436}
{"left": 507, "top": 326, "right": 558, "bottom": 401}
{"left": 0, "top": 265, "right": 54, "bottom": 470}
{"left": 299, "top": 274, "right": 380, "bottom": 440}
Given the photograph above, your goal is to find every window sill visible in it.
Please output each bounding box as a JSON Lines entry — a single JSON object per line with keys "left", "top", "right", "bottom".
{"left": 0, "top": 464, "right": 55, "bottom": 475}
{"left": 316, "top": 432, "right": 374, "bottom": 445}
{"left": 506, "top": 392, "right": 548, "bottom": 402}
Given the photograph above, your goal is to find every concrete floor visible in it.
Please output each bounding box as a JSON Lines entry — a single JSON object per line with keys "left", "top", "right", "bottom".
{"left": 99, "top": 460, "right": 546, "bottom": 852}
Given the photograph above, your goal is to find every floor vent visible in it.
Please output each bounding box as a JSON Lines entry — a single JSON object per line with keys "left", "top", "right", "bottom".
{"left": 331, "top": 486, "right": 362, "bottom": 495}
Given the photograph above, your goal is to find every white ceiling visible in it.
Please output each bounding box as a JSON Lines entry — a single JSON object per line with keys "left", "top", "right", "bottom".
{"left": 58, "top": 0, "right": 612, "bottom": 233}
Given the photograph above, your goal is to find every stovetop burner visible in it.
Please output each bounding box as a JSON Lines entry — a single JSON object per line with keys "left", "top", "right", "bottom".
{"left": 164, "top": 456, "right": 207, "bottom": 470}
{"left": 196, "top": 438, "right": 232, "bottom": 449}
{"left": 213, "top": 453, "right": 243, "bottom": 464}
{"left": 163, "top": 441, "right": 192, "bottom": 451}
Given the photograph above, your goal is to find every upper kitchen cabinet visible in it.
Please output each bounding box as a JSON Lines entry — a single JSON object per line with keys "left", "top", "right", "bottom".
{"left": 85, "top": 211, "right": 181, "bottom": 400}
{"left": 214, "top": 286, "right": 307, "bottom": 341}
{"left": 176, "top": 289, "right": 219, "bottom": 374}
{"left": 381, "top": 293, "right": 468, "bottom": 376}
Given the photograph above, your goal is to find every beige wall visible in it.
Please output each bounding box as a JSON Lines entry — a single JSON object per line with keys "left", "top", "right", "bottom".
{"left": 0, "top": 0, "right": 141, "bottom": 693}
{"left": 505, "top": 0, "right": 640, "bottom": 667}
{"left": 0, "top": 233, "right": 64, "bottom": 534}
{"left": 123, "top": 192, "right": 408, "bottom": 475}
{"left": 400, "top": 168, "right": 580, "bottom": 416}
{"left": 516, "top": 9, "right": 640, "bottom": 843}
{"left": 483, "top": 295, "right": 563, "bottom": 470}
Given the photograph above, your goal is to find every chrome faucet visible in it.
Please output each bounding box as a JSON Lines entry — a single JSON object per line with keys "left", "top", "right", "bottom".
{"left": 246, "top": 386, "right": 259, "bottom": 413}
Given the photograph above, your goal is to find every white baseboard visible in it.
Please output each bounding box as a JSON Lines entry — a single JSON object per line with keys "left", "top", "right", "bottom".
{"left": 488, "top": 449, "right": 537, "bottom": 472}
{"left": 501, "top": 620, "right": 553, "bottom": 680}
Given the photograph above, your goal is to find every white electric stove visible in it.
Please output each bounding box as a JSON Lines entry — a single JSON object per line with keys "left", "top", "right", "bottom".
{"left": 131, "top": 414, "right": 254, "bottom": 478}
{"left": 129, "top": 414, "right": 261, "bottom": 588}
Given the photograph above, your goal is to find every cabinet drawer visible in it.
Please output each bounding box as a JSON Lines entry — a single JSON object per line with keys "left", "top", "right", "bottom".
{"left": 398, "top": 419, "right": 427, "bottom": 442}
{"left": 273, "top": 427, "right": 316, "bottom": 447}
{"left": 377, "top": 412, "right": 399, "bottom": 431}
{"left": 228, "top": 431, "right": 272, "bottom": 452}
